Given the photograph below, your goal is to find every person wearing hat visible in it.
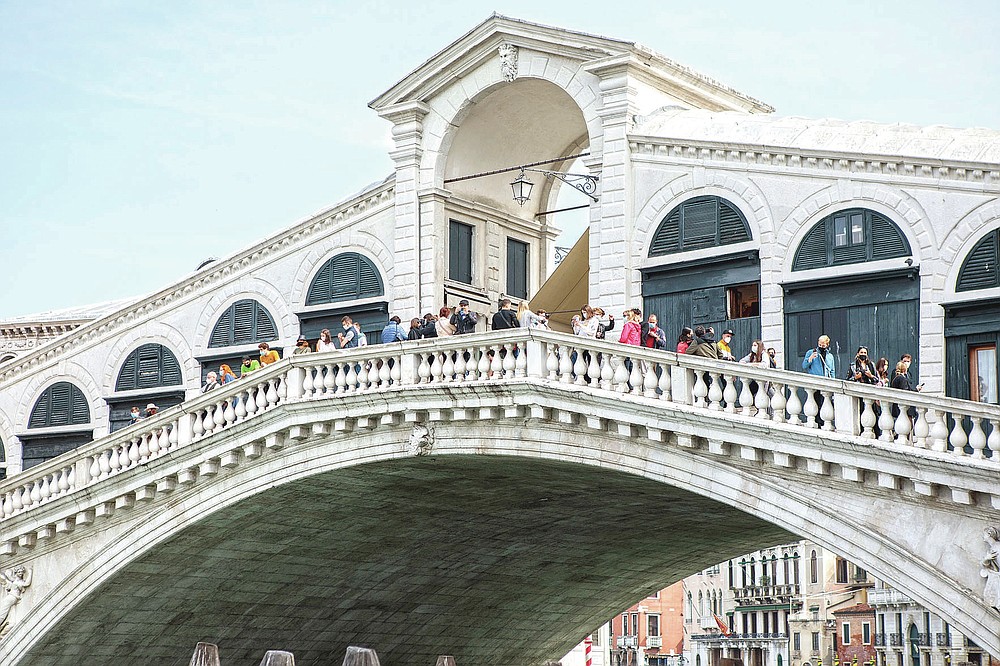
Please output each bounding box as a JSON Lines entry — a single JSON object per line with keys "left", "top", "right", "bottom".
{"left": 718, "top": 328, "right": 736, "bottom": 360}
{"left": 450, "top": 299, "right": 478, "bottom": 335}
{"left": 292, "top": 335, "right": 312, "bottom": 355}
{"left": 144, "top": 403, "right": 159, "bottom": 418}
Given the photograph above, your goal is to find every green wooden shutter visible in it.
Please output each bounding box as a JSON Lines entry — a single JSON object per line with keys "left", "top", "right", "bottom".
{"left": 232, "top": 300, "right": 255, "bottom": 344}
{"left": 211, "top": 300, "right": 279, "bottom": 346}
{"left": 870, "top": 212, "right": 910, "bottom": 260}
{"left": 507, "top": 238, "right": 529, "bottom": 299}
{"left": 792, "top": 224, "right": 828, "bottom": 271}
{"left": 255, "top": 302, "right": 278, "bottom": 340}
{"left": 649, "top": 197, "right": 750, "bottom": 257}
{"left": 449, "top": 221, "right": 473, "bottom": 284}
{"left": 793, "top": 208, "right": 910, "bottom": 271}
{"left": 306, "top": 262, "right": 333, "bottom": 305}
{"left": 718, "top": 199, "right": 751, "bottom": 244}
{"left": 209, "top": 308, "right": 233, "bottom": 347}
{"left": 116, "top": 344, "right": 183, "bottom": 391}
{"left": 649, "top": 208, "right": 682, "bottom": 256}
{"left": 307, "top": 254, "right": 385, "bottom": 304}
{"left": 29, "top": 382, "right": 90, "bottom": 428}
{"left": 957, "top": 231, "right": 999, "bottom": 292}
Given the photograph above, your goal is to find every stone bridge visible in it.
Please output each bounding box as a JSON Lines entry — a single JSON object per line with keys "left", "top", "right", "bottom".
{"left": 0, "top": 329, "right": 997, "bottom": 665}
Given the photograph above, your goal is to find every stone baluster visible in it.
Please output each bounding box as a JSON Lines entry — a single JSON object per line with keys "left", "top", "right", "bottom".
{"left": 643, "top": 362, "right": 659, "bottom": 398}
{"left": 987, "top": 420, "right": 1000, "bottom": 461}
{"left": 912, "top": 407, "right": 930, "bottom": 448}
{"left": 429, "top": 353, "right": 443, "bottom": 383}
{"left": 452, "top": 348, "right": 466, "bottom": 381}
{"left": 265, "top": 379, "right": 280, "bottom": 407}
{"left": 657, "top": 362, "right": 672, "bottom": 401}
{"left": 558, "top": 347, "right": 574, "bottom": 383}
{"left": 820, "top": 391, "right": 835, "bottom": 431}
{"left": 109, "top": 445, "right": 122, "bottom": 474}
{"left": 612, "top": 356, "right": 630, "bottom": 393}
{"left": 477, "top": 347, "right": 492, "bottom": 380}
{"left": 515, "top": 342, "right": 528, "bottom": 378}
{"left": 545, "top": 344, "right": 559, "bottom": 380}
{"left": 573, "top": 349, "right": 588, "bottom": 386}
{"left": 379, "top": 357, "right": 392, "bottom": 387}
{"left": 357, "top": 361, "right": 371, "bottom": 391}
{"left": 390, "top": 355, "right": 403, "bottom": 386}
{"left": 692, "top": 370, "right": 709, "bottom": 408}
{"left": 502, "top": 343, "right": 517, "bottom": 379}
{"left": 244, "top": 388, "right": 259, "bottom": 419}
{"left": 738, "top": 377, "right": 754, "bottom": 415}
{"left": 893, "top": 405, "right": 912, "bottom": 444}
{"left": 441, "top": 352, "right": 454, "bottom": 383}
{"left": 721, "top": 374, "right": 738, "bottom": 413}
{"left": 59, "top": 467, "right": 72, "bottom": 494}
{"left": 160, "top": 425, "right": 172, "bottom": 453}
{"left": 600, "top": 354, "right": 614, "bottom": 390}
{"left": 10, "top": 487, "right": 23, "bottom": 512}
{"left": 948, "top": 414, "right": 968, "bottom": 456}
{"left": 99, "top": 449, "right": 113, "bottom": 477}
{"left": 968, "top": 417, "right": 987, "bottom": 459}
{"left": 802, "top": 390, "right": 819, "bottom": 428}
{"left": 628, "top": 358, "right": 643, "bottom": 396}
{"left": 321, "top": 363, "right": 335, "bottom": 395}
{"left": 753, "top": 380, "right": 770, "bottom": 418}
{"left": 707, "top": 372, "right": 724, "bottom": 410}
{"left": 302, "top": 365, "right": 315, "bottom": 397}
{"left": 860, "top": 399, "right": 877, "bottom": 438}
{"left": 878, "top": 402, "right": 896, "bottom": 443}
{"left": 586, "top": 351, "right": 600, "bottom": 387}
{"left": 771, "top": 384, "right": 787, "bottom": 423}
{"left": 29, "top": 480, "right": 42, "bottom": 506}
{"left": 214, "top": 401, "right": 227, "bottom": 430}
{"left": 138, "top": 433, "right": 151, "bottom": 460}
{"left": 234, "top": 392, "right": 248, "bottom": 422}
{"left": 223, "top": 397, "right": 237, "bottom": 425}
{"left": 126, "top": 437, "right": 140, "bottom": 467}
{"left": 39, "top": 475, "right": 51, "bottom": 502}
{"left": 489, "top": 345, "right": 504, "bottom": 379}
{"left": 2, "top": 491, "right": 12, "bottom": 517}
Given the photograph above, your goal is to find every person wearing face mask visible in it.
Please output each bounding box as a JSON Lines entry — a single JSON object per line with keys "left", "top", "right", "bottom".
{"left": 847, "top": 347, "right": 878, "bottom": 385}
{"left": 240, "top": 355, "right": 261, "bottom": 378}
{"left": 802, "top": 334, "right": 836, "bottom": 378}
{"left": 765, "top": 347, "right": 778, "bottom": 369}
{"left": 338, "top": 316, "right": 360, "bottom": 348}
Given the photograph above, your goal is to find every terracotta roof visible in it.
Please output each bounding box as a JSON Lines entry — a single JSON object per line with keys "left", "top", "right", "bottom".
{"left": 832, "top": 603, "right": 875, "bottom": 615}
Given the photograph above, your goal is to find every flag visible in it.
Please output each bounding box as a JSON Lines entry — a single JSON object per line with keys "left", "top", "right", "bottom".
{"left": 713, "top": 613, "right": 732, "bottom": 636}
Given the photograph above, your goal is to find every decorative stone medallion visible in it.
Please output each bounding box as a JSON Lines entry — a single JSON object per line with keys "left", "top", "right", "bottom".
{"left": 408, "top": 424, "right": 434, "bottom": 456}
{"left": 498, "top": 43, "right": 518, "bottom": 83}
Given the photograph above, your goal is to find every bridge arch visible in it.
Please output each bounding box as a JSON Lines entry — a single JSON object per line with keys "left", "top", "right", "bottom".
{"left": 3, "top": 389, "right": 995, "bottom": 664}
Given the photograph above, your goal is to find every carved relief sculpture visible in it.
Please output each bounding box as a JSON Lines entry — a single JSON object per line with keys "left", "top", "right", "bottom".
{"left": 408, "top": 424, "right": 434, "bottom": 456}
{"left": 498, "top": 43, "right": 518, "bottom": 83}
{"left": 0, "top": 566, "right": 32, "bottom": 636}
{"left": 982, "top": 526, "right": 1000, "bottom": 610}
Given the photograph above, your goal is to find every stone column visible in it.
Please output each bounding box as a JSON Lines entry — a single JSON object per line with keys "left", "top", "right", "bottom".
{"left": 378, "top": 101, "right": 430, "bottom": 317}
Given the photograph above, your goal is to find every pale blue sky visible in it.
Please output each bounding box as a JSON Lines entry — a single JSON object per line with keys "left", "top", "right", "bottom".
{"left": 2, "top": 1, "right": 998, "bottom": 318}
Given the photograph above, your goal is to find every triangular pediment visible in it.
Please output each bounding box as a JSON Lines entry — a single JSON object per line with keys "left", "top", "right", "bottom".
{"left": 369, "top": 14, "right": 772, "bottom": 113}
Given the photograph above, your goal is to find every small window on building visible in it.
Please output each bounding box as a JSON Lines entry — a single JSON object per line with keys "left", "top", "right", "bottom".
{"left": 794, "top": 633, "right": 801, "bottom": 651}
{"left": 506, "top": 237, "right": 529, "bottom": 299}
{"left": 863, "top": 622, "right": 872, "bottom": 645}
{"left": 449, "top": 220, "right": 474, "bottom": 284}
{"left": 810, "top": 550, "right": 819, "bottom": 584}
{"left": 648, "top": 614, "right": 660, "bottom": 637}
{"left": 969, "top": 345, "right": 998, "bottom": 403}
{"left": 836, "top": 557, "right": 849, "bottom": 584}
{"left": 726, "top": 283, "right": 760, "bottom": 319}
{"left": 622, "top": 613, "right": 628, "bottom": 634}
{"left": 812, "top": 632, "right": 820, "bottom": 651}
{"left": 793, "top": 208, "right": 909, "bottom": 271}
{"left": 842, "top": 622, "right": 851, "bottom": 645}
{"left": 854, "top": 565, "right": 868, "bottom": 582}
{"left": 631, "top": 613, "right": 638, "bottom": 637}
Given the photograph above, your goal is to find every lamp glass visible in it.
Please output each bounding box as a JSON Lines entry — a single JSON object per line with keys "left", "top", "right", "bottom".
{"left": 511, "top": 171, "right": 533, "bottom": 206}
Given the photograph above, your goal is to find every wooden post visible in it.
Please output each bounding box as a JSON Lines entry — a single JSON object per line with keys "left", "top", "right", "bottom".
{"left": 343, "top": 646, "right": 381, "bottom": 666}
{"left": 258, "top": 650, "right": 295, "bottom": 666}
{"left": 188, "top": 642, "right": 221, "bottom": 666}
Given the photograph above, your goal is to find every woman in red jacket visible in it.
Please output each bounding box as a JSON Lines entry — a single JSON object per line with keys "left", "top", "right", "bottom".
{"left": 618, "top": 308, "right": 642, "bottom": 346}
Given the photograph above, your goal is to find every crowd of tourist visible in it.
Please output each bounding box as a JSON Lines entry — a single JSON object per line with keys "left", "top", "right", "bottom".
{"left": 118, "top": 301, "right": 925, "bottom": 428}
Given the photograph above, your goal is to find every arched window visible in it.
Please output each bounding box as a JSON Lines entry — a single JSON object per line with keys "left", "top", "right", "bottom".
{"left": 209, "top": 299, "right": 279, "bottom": 347}
{"left": 810, "top": 550, "right": 819, "bottom": 584}
{"left": 740, "top": 559, "right": 748, "bottom": 587}
{"left": 957, "top": 229, "right": 1000, "bottom": 292}
{"left": 115, "top": 344, "right": 183, "bottom": 392}
{"left": 793, "top": 552, "right": 801, "bottom": 586}
{"left": 771, "top": 555, "right": 778, "bottom": 582}
{"left": 698, "top": 591, "right": 704, "bottom": 616}
{"left": 306, "top": 252, "right": 384, "bottom": 305}
{"left": 749, "top": 557, "right": 756, "bottom": 585}
{"left": 792, "top": 208, "right": 911, "bottom": 271}
{"left": 29, "top": 382, "right": 90, "bottom": 428}
{"left": 687, "top": 592, "right": 693, "bottom": 619}
{"left": 728, "top": 560, "right": 735, "bottom": 588}
{"left": 648, "top": 196, "right": 751, "bottom": 257}
{"left": 783, "top": 554, "right": 790, "bottom": 585}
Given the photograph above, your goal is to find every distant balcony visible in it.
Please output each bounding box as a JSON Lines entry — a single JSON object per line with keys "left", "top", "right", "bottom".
{"left": 875, "top": 634, "right": 886, "bottom": 647}
{"left": 733, "top": 583, "right": 800, "bottom": 604}
{"left": 935, "top": 633, "right": 951, "bottom": 647}
{"left": 690, "top": 633, "right": 788, "bottom": 642}
{"left": 867, "top": 588, "right": 914, "bottom": 606}
{"left": 648, "top": 636, "right": 662, "bottom": 649}
{"left": 889, "top": 634, "right": 903, "bottom": 647}
{"left": 915, "top": 633, "right": 931, "bottom": 647}
{"left": 700, "top": 616, "right": 720, "bottom": 630}
{"left": 617, "top": 637, "right": 638, "bottom": 649}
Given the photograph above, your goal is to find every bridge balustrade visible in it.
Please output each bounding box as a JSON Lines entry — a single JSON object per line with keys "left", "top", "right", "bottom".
{"left": 0, "top": 329, "right": 997, "bottom": 525}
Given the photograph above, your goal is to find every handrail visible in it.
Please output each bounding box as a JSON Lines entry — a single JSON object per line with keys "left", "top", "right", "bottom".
{"left": 0, "top": 328, "right": 996, "bottom": 523}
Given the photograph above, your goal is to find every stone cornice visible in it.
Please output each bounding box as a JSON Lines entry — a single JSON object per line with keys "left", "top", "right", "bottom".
{"left": 628, "top": 136, "right": 1000, "bottom": 191}
{"left": 0, "top": 179, "right": 396, "bottom": 390}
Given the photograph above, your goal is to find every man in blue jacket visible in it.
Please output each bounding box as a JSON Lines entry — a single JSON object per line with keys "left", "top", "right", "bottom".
{"left": 381, "top": 316, "right": 407, "bottom": 344}
{"left": 802, "top": 335, "right": 836, "bottom": 378}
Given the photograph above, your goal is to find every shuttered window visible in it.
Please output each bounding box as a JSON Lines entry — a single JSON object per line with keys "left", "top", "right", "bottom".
{"left": 648, "top": 196, "right": 751, "bottom": 257}
{"left": 29, "top": 382, "right": 90, "bottom": 428}
{"left": 792, "top": 208, "right": 910, "bottom": 271}
{"left": 306, "top": 253, "right": 384, "bottom": 305}
{"left": 115, "top": 344, "right": 183, "bottom": 391}
{"left": 449, "top": 221, "right": 474, "bottom": 284}
{"left": 506, "top": 238, "right": 529, "bottom": 299}
{"left": 208, "top": 299, "right": 279, "bottom": 347}
{"left": 957, "top": 231, "right": 1000, "bottom": 292}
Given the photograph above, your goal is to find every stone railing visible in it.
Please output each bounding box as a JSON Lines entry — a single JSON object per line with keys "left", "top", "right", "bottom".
{"left": 868, "top": 588, "right": 916, "bottom": 606}
{"left": 1, "top": 328, "right": 997, "bottom": 527}
{"left": 733, "top": 583, "right": 799, "bottom": 602}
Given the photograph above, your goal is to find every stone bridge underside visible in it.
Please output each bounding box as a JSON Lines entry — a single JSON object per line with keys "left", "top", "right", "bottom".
{"left": 23, "top": 456, "right": 791, "bottom": 665}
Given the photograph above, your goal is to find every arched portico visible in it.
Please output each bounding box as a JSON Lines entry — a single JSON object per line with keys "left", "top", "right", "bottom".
{"left": 2, "top": 359, "right": 996, "bottom": 665}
